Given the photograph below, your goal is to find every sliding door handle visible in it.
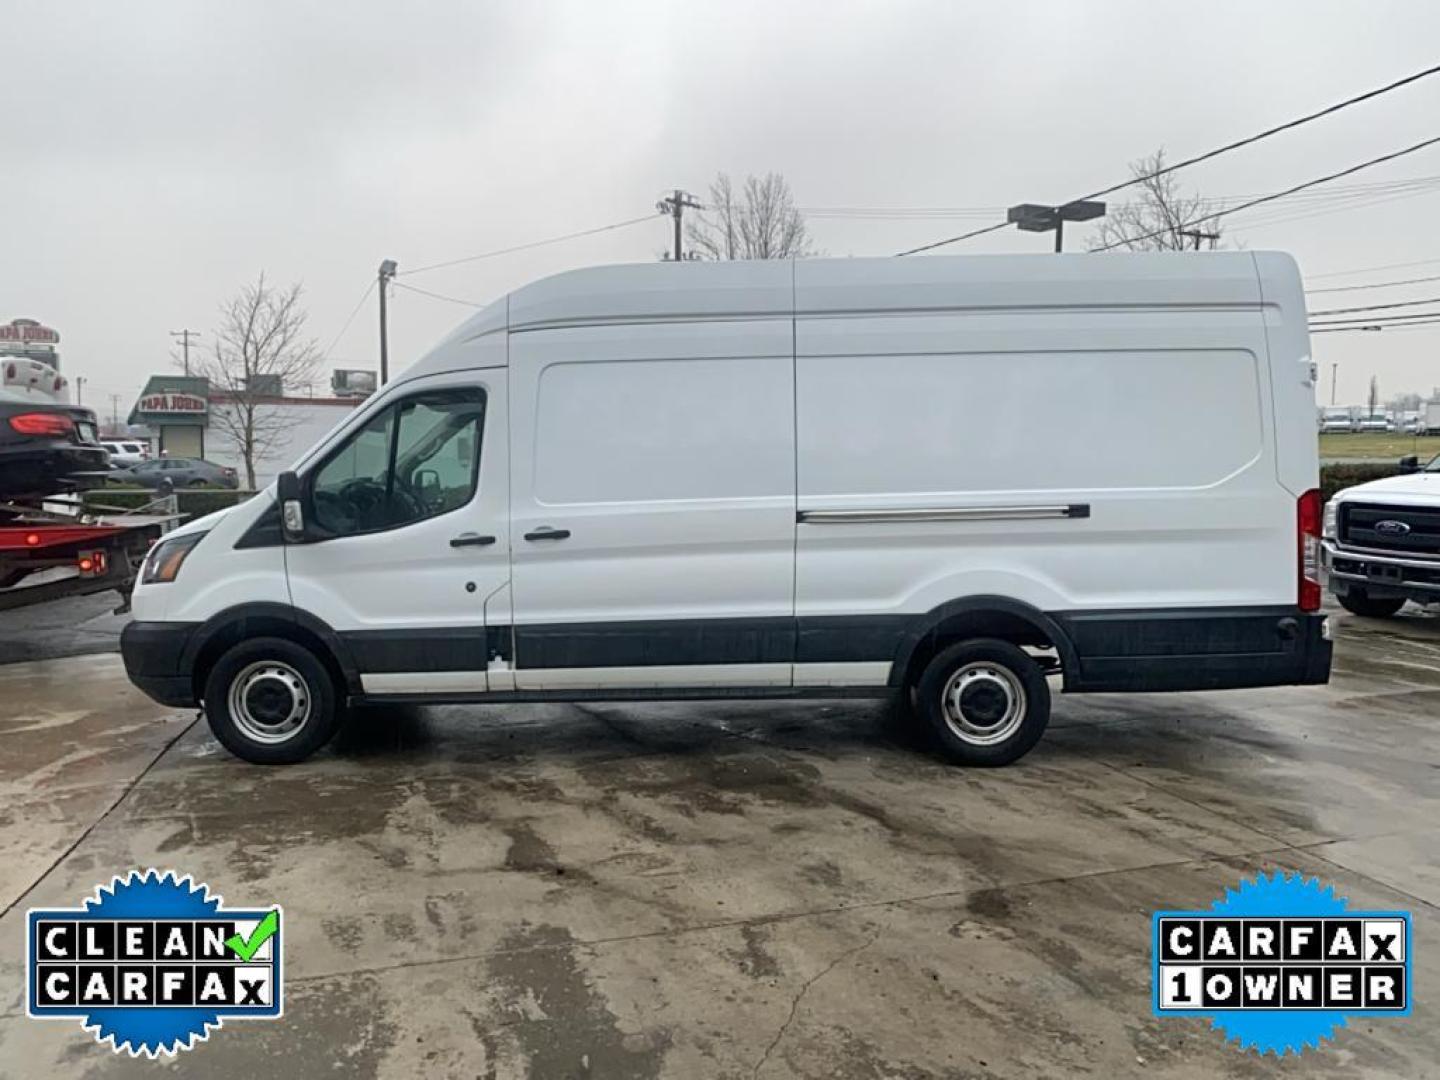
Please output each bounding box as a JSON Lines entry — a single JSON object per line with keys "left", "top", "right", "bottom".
{"left": 450, "top": 532, "right": 497, "bottom": 548}
{"left": 524, "top": 526, "right": 571, "bottom": 542}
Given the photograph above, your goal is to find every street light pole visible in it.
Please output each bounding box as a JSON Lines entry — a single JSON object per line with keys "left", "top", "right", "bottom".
{"left": 1008, "top": 201, "right": 1107, "bottom": 252}
{"left": 378, "top": 259, "right": 398, "bottom": 385}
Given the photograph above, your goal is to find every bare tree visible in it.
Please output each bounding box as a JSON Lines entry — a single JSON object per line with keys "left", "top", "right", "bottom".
{"left": 194, "top": 274, "right": 322, "bottom": 488}
{"left": 686, "top": 172, "right": 814, "bottom": 260}
{"left": 1090, "top": 149, "right": 1224, "bottom": 252}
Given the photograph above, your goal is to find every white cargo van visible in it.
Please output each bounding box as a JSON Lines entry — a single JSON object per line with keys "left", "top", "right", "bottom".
{"left": 120, "top": 253, "right": 1331, "bottom": 766}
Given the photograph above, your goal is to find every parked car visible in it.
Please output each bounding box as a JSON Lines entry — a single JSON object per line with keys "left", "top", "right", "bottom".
{"left": 1358, "top": 412, "right": 1394, "bottom": 433}
{"left": 1323, "top": 452, "right": 1440, "bottom": 617}
{"left": 120, "top": 251, "right": 1332, "bottom": 767}
{"left": 0, "top": 392, "right": 109, "bottom": 500}
{"left": 1320, "top": 407, "right": 1356, "bottom": 433}
{"left": 116, "top": 457, "right": 239, "bottom": 489}
{"left": 100, "top": 439, "right": 150, "bottom": 468}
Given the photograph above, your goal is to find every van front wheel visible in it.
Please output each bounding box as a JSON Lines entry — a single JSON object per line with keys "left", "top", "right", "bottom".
{"left": 916, "top": 639, "right": 1050, "bottom": 767}
{"left": 203, "top": 637, "right": 340, "bottom": 764}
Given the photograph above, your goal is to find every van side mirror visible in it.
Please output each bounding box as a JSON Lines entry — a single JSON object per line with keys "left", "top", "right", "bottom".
{"left": 1399, "top": 455, "right": 1420, "bottom": 474}
{"left": 277, "top": 470, "right": 306, "bottom": 540}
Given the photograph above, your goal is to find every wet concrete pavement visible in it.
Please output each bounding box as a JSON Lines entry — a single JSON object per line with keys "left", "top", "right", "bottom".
{"left": 0, "top": 591, "right": 128, "bottom": 664}
{"left": 0, "top": 607, "right": 1436, "bottom": 1078}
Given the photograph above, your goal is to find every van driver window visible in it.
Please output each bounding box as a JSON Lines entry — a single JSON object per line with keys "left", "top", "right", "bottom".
{"left": 310, "top": 388, "right": 485, "bottom": 536}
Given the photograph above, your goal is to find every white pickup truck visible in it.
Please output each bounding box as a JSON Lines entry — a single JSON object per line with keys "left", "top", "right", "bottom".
{"left": 1324, "top": 454, "right": 1440, "bottom": 615}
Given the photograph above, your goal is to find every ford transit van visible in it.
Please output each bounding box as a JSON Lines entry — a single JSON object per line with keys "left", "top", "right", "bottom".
{"left": 120, "top": 253, "right": 1331, "bottom": 766}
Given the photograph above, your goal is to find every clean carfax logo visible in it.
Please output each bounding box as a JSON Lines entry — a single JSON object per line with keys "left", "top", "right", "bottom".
{"left": 1152, "top": 872, "right": 1411, "bottom": 1055}
{"left": 26, "top": 869, "right": 283, "bottom": 1057}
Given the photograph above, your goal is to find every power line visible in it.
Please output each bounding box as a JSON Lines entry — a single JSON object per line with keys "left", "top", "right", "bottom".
{"left": 393, "top": 281, "right": 485, "bottom": 308}
{"left": 1310, "top": 310, "right": 1440, "bottom": 327}
{"left": 1307, "top": 255, "right": 1440, "bottom": 280}
{"left": 1308, "top": 272, "right": 1440, "bottom": 294}
{"left": 897, "top": 59, "right": 1440, "bottom": 255}
{"left": 1092, "top": 134, "right": 1440, "bottom": 252}
{"left": 1224, "top": 177, "right": 1440, "bottom": 233}
{"left": 322, "top": 279, "right": 376, "bottom": 360}
{"left": 1312, "top": 317, "right": 1440, "bottom": 333}
{"left": 1309, "top": 294, "right": 1440, "bottom": 316}
{"left": 400, "top": 216, "right": 656, "bottom": 277}
{"left": 810, "top": 174, "right": 1440, "bottom": 221}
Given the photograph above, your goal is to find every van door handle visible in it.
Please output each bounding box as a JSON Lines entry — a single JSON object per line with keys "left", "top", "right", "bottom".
{"left": 450, "top": 532, "right": 497, "bottom": 547}
{"left": 524, "top": 527, "right": 571, "bottom": 542}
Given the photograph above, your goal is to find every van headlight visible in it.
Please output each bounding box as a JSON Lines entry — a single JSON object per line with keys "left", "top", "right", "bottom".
{"left": 143, "top": 532, "right": 207, "bottom": 584}
{"left": 1322, "top": 500, "right": 1339, "bottom": 540}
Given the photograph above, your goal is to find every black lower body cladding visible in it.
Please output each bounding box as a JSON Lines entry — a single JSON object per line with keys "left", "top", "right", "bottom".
{"left": 120, "top": 620, "right": 200, "bottom": 706}
{"left": 120, "top": 604, "right": 1332, "bottom": 709}
{"left": 1052, "top": 607, "right": 1331, "bottom": 692}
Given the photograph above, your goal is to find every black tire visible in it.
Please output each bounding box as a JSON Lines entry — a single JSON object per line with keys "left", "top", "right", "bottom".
{"left": 1336, "top": 590, "right": 1406, "bottom": 619}
{"left": 915, "top": 638, "right": 1050, "bottom": 766}
{"left": 202, "top": 636, "right": 341, "bottom": 764}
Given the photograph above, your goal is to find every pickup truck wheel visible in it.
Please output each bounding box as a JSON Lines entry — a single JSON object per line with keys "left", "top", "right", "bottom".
{"left": 1336, "top": 590, "right": 1406, "bottom": 618}
{"left": 203, "top": 637, "right": 340, "bottom": 764}
{"left": 916, "top": 639, "right": 1050, "bottom": 767}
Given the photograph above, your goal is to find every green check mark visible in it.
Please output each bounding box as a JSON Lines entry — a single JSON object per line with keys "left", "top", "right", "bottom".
{"left": 225, "top": 910, "right": 279, "bottom": 961}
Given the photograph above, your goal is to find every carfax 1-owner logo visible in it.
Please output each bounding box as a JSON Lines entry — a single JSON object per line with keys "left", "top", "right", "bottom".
{"left": 1153, "top": 872, "right": 1412, "bottom": 1056}
{"left": 26, "top": 869, "right": 283, "bottom": 1057}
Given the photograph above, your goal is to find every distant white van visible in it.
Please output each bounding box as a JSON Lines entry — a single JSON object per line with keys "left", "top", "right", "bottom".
{"left": 120, "top": 253, "right": 1331, "bottom": 766}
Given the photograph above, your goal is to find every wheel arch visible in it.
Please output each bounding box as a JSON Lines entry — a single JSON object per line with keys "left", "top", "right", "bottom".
{"left": 183, "top": 602, "right": 360, "bottom": 704}
{"left": 889, "top": 595, "right": 1078, "bottom": 692}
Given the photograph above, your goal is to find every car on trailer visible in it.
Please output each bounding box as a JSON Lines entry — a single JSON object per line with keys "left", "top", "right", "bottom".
{"left": 0, "top": 391, "right": 109, "bottom": 502}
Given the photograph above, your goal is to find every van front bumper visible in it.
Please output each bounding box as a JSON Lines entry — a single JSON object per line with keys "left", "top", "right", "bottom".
{"left": 120, "top": 620, "right": 200, "bottom": 707}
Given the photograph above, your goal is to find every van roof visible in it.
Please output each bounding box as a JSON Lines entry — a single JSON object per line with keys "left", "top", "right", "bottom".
{"left": 402, "top": 251, "right": 1296, "bottom": 383}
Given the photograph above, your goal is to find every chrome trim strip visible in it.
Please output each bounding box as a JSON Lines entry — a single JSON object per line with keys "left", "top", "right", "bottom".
{"left": 1326, "top": 568, "right": 1440, "bottom": 592}
{"left": 1323, "top": 540, "right": 1440, "bottom": 570}
{"left": 798, "top": 504, "right": 1089, "bottom": 524}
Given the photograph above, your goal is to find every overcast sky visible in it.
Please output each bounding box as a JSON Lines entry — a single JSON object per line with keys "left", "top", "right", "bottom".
{"left": 4, "top": 0, "right": 1440, "bottom": 414}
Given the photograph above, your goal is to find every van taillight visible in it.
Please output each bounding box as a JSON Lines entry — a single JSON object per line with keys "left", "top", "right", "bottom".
{"left": 1298, "top": 488, "right": 1322, "bottom": 612}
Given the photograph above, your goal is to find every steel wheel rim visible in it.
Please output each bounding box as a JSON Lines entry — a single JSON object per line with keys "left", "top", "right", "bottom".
{"left": 941, "top": 662, "right": 1026, "bottom": 745}
{"left": 228, "top": 660, "right": 311, "bottom": 745}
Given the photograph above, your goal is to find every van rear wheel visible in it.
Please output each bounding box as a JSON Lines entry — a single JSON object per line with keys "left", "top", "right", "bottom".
{"left": 916, "top": 639, "right": 1050, "bottom": 766}
{"left": 203, "top": 637, "right": 340, "bottom": 764}
{"left": 1336, "top": 590, "right": 1406, "bottom": 619}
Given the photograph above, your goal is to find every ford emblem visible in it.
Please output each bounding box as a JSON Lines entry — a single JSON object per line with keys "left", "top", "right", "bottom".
{"left": 1374, "top": 519, "right": 1411, "bottom": 536}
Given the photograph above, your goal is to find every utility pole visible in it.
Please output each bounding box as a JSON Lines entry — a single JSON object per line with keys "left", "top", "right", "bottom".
{"left": 75, "top": 376, "right": 86, "bottom": 406}
{"left": 109, "top": 394, "right": 121, "bottom": 430}
{"left": 657, "top": 190, "right": 702, "bottom": 261}
{"left": 170, "top": 329, "right": 200, "bottom": 375}
{"left": 378, "top": 259, "right": 398, "bottom": 385}
{"left": 1331, "top": 362, "right": 1338, "bottom": 405}
{"left": 1179, "top": 228, "right": 1221, "bottom": 251}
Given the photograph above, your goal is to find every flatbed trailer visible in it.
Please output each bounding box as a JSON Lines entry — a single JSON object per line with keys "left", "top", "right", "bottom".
{"left": 0, "top": 496, "right": 178, "bottom": 613}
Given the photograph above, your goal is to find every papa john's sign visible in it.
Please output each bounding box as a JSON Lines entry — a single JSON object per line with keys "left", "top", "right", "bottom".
{"left": 138, "top": 392, "right": 208, "bottom": 416}
{"left": 0, "top": 319, "right": 59, "bottom": 345}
